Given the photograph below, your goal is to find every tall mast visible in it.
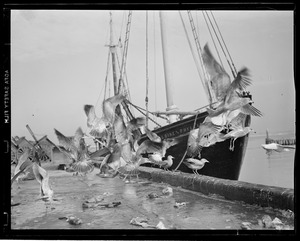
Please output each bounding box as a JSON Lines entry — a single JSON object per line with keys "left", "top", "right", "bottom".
{"left": 108, "top": 11, "right": 135, "bottom": 121}
{"left": 159, "top": 11, "right": 178, "bottom": 124}
{"left": 109, "top": 12, "right": 119, "bottom": 95}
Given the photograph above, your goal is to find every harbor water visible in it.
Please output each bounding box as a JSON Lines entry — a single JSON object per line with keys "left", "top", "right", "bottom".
{"left": 239, "top": 132, "right": 295, "bottom": 189}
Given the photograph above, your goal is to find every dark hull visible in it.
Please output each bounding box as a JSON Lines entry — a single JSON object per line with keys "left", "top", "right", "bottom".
{"left": 140, "top": 111, "right": 251, "bottom": 180}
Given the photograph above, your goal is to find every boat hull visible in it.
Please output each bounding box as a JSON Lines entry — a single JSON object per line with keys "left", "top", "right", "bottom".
{"left": 140, "top": 111, "right": 251, "bottom": 180}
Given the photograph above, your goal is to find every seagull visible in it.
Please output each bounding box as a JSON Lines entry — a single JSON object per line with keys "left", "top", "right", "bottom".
{"left": 261, "top": 143, "right": 295, "bottom": 153}
{"left": 32, "top": 162, "right": 54, "bottom": 214}
{"left": 183, "top": 158, "right": 209, "bottom": 175}
{"left": 98, "top": 143, "right": 128, "bottom": 177}
{"left": 136, "top": 138, "right": 178, "bottom": 158}
{"left": 54, "top": 127, "right": 94, "bottom": 175}
{"left": 200, "top": 131, "right": 226, "bottom": 148}
{"left": 187, "top": 122, "right": 221, "bottom": 157}
{"left": 144, "top": 126, "right": 162, "bottom": 143}
{"left": 202, "top": 43, "right": 231, "bottom": 101}
{"left": 32, "top": 162, "right": 53, "bottom": 202}
{"left": 223, "top": 126, "right": 254, "bottom": 151}
{"left": 11, "top": 149, "right": 34, "bottom": 186}
{"left": 114, "top": 114, "right": 145, "bottom": 147}
{"left": 148, "top": 153, "right": 164, "bottom": 163}
{"left": 102, "top": 93, "right": 126, "bottom": 124}
{"left": 207, "top": 67, "right": 262, "bottom": 117}
{"left": 127, "top": 116, "right": 146, "bottom": 134}
{"left": 159, "top": 155, "right": 174, "bottom": 171}
{"left": 117, "top": 155, "right": 152, "bottom": 182}
{"left": 84, "top": 104, "right": 109, "bottom": 138}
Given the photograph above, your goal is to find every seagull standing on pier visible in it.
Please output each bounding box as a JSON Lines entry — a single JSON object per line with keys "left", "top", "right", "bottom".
{"left": 183, "top": 158, "right": 209, "bottom": 175}
{"left": 159, "top": 155, "right": 174, "bottom": 171}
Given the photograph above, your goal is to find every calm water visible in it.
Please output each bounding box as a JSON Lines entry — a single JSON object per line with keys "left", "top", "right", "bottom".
{"left": 239, "top": 132, "right": 295, "bottom": 189}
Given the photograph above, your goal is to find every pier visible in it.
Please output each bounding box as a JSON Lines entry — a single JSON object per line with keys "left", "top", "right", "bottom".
{"left": 10, "top": 165, "right": 294, "bottom": 231}
{"left": 139, "top": 167, "right": 294, "bottom": 211}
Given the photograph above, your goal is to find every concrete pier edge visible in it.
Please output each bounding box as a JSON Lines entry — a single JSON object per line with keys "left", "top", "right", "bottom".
{"left": 138, "top": 167, "right": 294, "bottom": 211}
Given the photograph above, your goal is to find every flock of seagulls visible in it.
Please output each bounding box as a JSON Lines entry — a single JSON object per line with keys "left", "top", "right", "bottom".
{"left": 11, "top": 43, "right": 266, "bottom": 209}
{"left": 186, "top": 43, "right": 262, "bottom": 164}
{"left": 50, "top": 87, "right": 179, "bottom": 182}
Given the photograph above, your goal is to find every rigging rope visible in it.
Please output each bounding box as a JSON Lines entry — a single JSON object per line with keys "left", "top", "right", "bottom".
{"left": 126, "top": 100, "right": 163, "bottom": 127}
{"left": 118, "top": 11, "right": 126, "bottom": 46}
{"left": 118, "top": 11, "right": 132, "bottom": 93}
{"left": 187, "top": 11, "right": 216, "bottom": 104}
{"left": 179, "top": 11, "right": 207, "bottom": 101}
{"left": 173, "top": 113, "right": 199, "bottom": 172}
{"left": 116, "top": 47, "right": 132, "bottom": 102}
{"left": 202, "top": 11, "right": 225, "bottom": 69}
{"left": 209, "top": 11, "right": 237, "bottom": 77}
{"left": 153, "top": 11, "right": 158, "bottom": 122}
{"left": 145, "top": 11, "right": 149, "bottom": 127}
{"left": 204, "top": 11, "right": 236, "bottom": 79}
{"left": 102, "top": 48, "right": 112, "bottom": 103}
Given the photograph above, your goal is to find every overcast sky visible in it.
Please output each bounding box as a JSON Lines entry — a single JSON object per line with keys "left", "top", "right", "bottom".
{"left": 10, "top": 10, "right": 295, "bottom": 144}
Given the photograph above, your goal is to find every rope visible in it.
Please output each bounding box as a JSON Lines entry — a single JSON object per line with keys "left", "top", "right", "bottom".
{"left": 204, "top": 11, "right": 236, "bottom": 79}
{"left": 210, "top": 11, "right": 237, "bottom": 77}
{"left": 153, "top": 11, "right": 158, "bottom": 122}
{"left": 202, "top": 11, "right": 224, "bottom": 69}
{"left": 145, "top": 11, "right": 149, "bottom": 127}
{"left": 100, "top": 48, "right": 112, "bottom": 104}
{"left": 173, "top": 112, "right": 199, "bottom": 172}
{"left": 126, "top": 101, "right": 164, "bottom": 127}
{"left": 116, "top": 46, "right": 132, "bottom": 102}
{"left": 118, "top": 11, "right": 126, "bottom": 44}
{"left": 118, "top": 11, "right": 132, "bottom": 94}
{"left": 187, "top": 11, "right": 215, "bottom": 104}
{"left": 179, "top": 11, "right": 206, "bottom": 100}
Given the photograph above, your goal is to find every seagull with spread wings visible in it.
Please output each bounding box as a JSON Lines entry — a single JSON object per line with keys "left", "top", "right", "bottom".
{"left": 54, "top": 127, "right": 94, "bottom": 175}
{"left": 207, "top": 67, "right": 262, "bottom": 118}
{"left": 84, "top": 104, "right": 109, "bottom": 139}
{"left": 202, "top": 43, "right": 231, "bottom": 101}
{"left": 11, "top": 149, "right": 34, "bottom": 186}
{"left": 102, "top": 93, "right": 127, "bottom": 124}
{"left": 187, "top": 122, "right": 221, "bottom": 157}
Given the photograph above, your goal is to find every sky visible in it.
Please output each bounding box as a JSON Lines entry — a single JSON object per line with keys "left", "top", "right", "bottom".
{"left": 10, "top": 10, "right": 295, "bottom": 145}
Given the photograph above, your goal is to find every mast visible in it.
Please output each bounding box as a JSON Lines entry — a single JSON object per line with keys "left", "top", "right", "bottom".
{"left": 159, "top": 11, "right": 178, "bottom": 124}
{"left": 108, "top": 11, "right": 135, "bottom": 121}
{"left": 109, "top": 12, "right": 119, "bottom": 95}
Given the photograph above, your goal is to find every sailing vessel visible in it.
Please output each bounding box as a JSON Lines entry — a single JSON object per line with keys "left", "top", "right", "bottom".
{"left": 93, "top": 11, "right": 259, "bottom": 181}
